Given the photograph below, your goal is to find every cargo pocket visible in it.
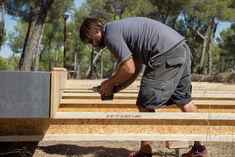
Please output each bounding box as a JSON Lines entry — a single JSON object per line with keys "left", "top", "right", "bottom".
{"left": 138, "top": 77, "right": 166, "bottom": 108}
{"left": 166, "top": 56, "right": 185, "bottom": 67}
{"left": 147, "top": 58, "right": 165, "bottom": 70}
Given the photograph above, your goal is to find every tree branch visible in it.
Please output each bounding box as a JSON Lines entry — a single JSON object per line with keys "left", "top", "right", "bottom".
{"left": 192, "top": 27, "right": 205, "bottom": 40}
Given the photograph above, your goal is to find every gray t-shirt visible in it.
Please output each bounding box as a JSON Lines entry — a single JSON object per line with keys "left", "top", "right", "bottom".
{"left": 103, "top": 17, "right": 184, "bottom": 65}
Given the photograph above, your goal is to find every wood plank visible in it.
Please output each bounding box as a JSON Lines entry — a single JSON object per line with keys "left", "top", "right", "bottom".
{"left": 50, "top": 71, "right": 67, "bottom": 118}
{"left": 1, "top": 119, "right": 234, "bottom": 141}
{"left": 0, "top": 118, "right": 235, "bottom": 141}
{"left": 1, "top": 134, "right": 235, "bottom": 142}
{"left": 64, "top": 80, "right": 235, "bottom": 90}
{"left": 58, "top": 104, "right": 235, "bottom": 113}
{"left": 55, "top": 112, "right": 235, "bottom": 120}
{"left": 60, "top": 99, "right": 235, "bottom": 106}
{"left": 61, "top": 92, "right": 235, "bottom": 100}
{"left": 65, "top": 79, "right": 140, "bottom": 89}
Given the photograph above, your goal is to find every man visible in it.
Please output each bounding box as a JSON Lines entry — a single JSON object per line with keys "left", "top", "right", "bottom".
{"left": 80, "top": 17, "right": 209, "bottom": 157}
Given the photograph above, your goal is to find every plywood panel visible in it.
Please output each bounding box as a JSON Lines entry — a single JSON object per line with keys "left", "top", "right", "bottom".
{"left": 59, "top": 99, "right": 235, "bottom": 106}
{"left": 0, "top": 118, "right": 234, "bottom": 140}
{"left": 62, "top": 92, "right": 235, "bottom": 100}
{"left": 1, "top": 134, "right": 235, "bottom": 142}
{"left": 58, "top": 104, "right": 235, "bottom": 113}
{"left": 50, "top": 71, "right": 67, "bottom": 118}
{"left": 64, "top": 80, "right": 235, "bottom": 90}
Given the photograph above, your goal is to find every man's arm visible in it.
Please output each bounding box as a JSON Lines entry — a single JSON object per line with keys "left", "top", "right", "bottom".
{"left": 99, "top": 57, "right": 139, "bottom": 96}
{"left": 115, "top": 58, "right": 143, "bottom": 92}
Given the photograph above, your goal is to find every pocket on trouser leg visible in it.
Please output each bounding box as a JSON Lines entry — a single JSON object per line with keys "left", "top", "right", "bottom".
{"left": 137, "top": 78, "right": 167, "bottom": 109}
{"left": 166, "top": 56, "right": 185, "bottom": 67}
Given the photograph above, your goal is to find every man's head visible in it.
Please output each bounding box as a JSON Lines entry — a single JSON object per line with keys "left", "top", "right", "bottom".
{"left": 80, "top": 17, "right": 107, "bottom": 48}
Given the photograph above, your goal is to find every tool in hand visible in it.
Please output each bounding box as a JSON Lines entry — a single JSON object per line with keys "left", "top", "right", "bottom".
{"left": 92, "top": 85, "right": 118, "bottom": 101}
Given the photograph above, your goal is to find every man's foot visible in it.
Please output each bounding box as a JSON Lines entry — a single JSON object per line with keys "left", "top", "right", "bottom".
{"left": 128, "top": 150, "right": 152, "bottom": 157}
{"left": 129, "top": 150, "right": 141, "bottom": 157}
{"left": 181, "top": 145, "right": 210, "bottom": 157}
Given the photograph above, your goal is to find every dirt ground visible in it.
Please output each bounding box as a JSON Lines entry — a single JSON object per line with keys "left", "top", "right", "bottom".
{"left": 0, "top": 141, "right": 235, "bottom": 157}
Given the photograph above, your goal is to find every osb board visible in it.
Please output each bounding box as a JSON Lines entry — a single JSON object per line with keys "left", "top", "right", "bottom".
{"left": 0, "top": 119, "right": 49, "bottom": 135}
{"left": 65, "top": 79, "right": 140, "bottom": 89}
{"left": 58, "top": 104, "right": 235, "bottom": 113}
{"left": 64, "top": 80, "right": 235, "bottom": 90}
{"left": 59, "top": 99, "right": 235, "bottom": 106}
{"left": 1, "top": 134, "right": 235, "bottom": 142}
{"left": 62, "top": 92, "right": 235, "bottom": 100}
{"left": 50, "top": 71, "right": 67, "bottom": 118}
{"left": 0, "top": 119, "right": 234, "bottom": 136}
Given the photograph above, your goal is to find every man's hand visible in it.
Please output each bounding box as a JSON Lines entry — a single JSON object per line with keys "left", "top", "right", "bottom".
{"left": 98, "top": 57, "right": 136, "bottom": 97}
{"left": 99, "top": 80, "right": 115, "bottom": 97}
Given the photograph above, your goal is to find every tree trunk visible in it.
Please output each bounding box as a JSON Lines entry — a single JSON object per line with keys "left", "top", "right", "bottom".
{"left": 0, "top": 0, "right": 5, "bottom": 51}
{"left": 73, "top": 52, "right": 80, "bottom": 79}
{"left": 20, "top": 0, "right": 54, "bottom": 71}
{"left": 54, "top": 50, "right": 58, "bottom": 67}
{"left": 74, "top": 53, "right": 77, "bottom": 72}
{"left": 48, "top": 43, "right": 52, "bottom": 71}
{"left": 171, "top": 15, "right": 177, "bottom": 29}
{"left": 190, "top": 25, "right": 200, "bottom": 72}
{"left": 234, "top": 55, "right": 235, "bottom": 72}
{"left": 100, "top": 51, "right": 103, "bottom": 79}
{"left": 34, "top": 27, "right": 44, "bottom": 71}
{"left": 198, "top": 26, "right": 210, "bottom": 74}
{"left": 19, "top": 19, "right": 34, "bottom": 70}
{"left": 73, "top": 40, "right": 81, "bottom": 79}
{"left": 85, "top": 50, "right": 103, "bottom": 78}
{"left": 207, "top": 19, "right": 217, "bottom": 75}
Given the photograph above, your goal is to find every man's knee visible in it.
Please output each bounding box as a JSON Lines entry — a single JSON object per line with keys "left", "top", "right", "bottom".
{"left": 177, "top": 101, "right": 198, "bottom": 112}
{"left": 137, "top": 106, "right": 155, "bottom": 112}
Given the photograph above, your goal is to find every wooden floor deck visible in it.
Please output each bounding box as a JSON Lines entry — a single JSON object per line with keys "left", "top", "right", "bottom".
{"left": 1, "top": 71, "right": 235, "bottom": 142}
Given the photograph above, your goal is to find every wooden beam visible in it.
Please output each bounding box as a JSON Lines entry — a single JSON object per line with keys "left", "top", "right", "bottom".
{"left": 1, "top": 134, "right": 235, "bottom": 142}
{"left": 64, "top": 80, "right": 235, "bottom": 90}
{"left": 58, "top": 104, "right": 235, "bottom": 113}
{"left": 1, "top": 118, "right": 234, "bottom": 142}
{"left": 59, "top": 99, "right": 235, "bottom": 106}
{"left": 55, "top": 112, "right": 235, "bottom": 120}
{"left": 61, "top": 92, "right": 235, "bottom": 100}
{"left": 50, "top": 71, "right": 67, "bottom": 118}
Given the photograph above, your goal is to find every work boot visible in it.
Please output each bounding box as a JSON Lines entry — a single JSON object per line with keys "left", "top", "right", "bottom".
{"left": 181, "top": 145, "right": 210, "bottom": 157}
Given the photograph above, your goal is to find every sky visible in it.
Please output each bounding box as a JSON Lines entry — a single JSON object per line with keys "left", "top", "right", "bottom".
{"left": 0, "top": 0, "right": 232, "bottom": 58}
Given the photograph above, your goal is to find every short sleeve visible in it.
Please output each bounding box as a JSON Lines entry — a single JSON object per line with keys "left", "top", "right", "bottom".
{"left": 104, "top": 35, "right": 132, "bottom": 65}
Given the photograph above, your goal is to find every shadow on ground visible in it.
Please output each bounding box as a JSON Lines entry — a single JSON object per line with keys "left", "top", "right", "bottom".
{"left": 38, "top": 144, "right": 132, "bottom": 157}
{"left": 0, "top": 142, "right": 132, "bottom": 157}
{"left": 0, "top": 142, "right": 38, "bottom": 157}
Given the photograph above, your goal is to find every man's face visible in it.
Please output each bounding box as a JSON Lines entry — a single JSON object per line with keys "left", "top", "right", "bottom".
{"left": 87, "top": 31, "right": 105, "bottom": 49}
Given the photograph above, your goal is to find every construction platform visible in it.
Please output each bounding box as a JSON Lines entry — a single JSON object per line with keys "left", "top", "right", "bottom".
{"left": 0, "top": 71, "right": 235, "bottom": 142}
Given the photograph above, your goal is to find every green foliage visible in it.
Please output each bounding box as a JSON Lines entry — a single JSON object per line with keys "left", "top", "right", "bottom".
{"left": 0, "top": 56, "right": 14, "bottom": 70}
{"left": 148, "top": 0, "right": 189, "bottom": 24}
{"left": 8, "top": 21, "right": 28, "bottom": 53}
{"left": 4, "top": 0, "right": 235, "bottom": 76}
{"left": 46, "top": 0, "right": 74, "bottom": 22}
{"left": 220, "top": 24, "right": 235, "bottom": 55}
{"left": 0, "top": 21, "right": 7, "bottom": 45}
{"left": 217, "top": 24, "right": 235, "bottom": 72}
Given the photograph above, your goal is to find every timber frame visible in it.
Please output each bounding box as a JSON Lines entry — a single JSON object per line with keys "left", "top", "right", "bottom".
{"left": 0, "top": 70, "right": 235, "bottom": 142}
